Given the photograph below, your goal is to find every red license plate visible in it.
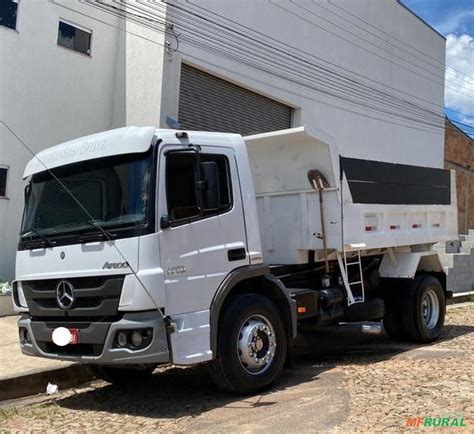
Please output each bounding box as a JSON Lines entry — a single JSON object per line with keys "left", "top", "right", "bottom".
{"left": 69, "top": 328, "right": 80, "bottom": 344}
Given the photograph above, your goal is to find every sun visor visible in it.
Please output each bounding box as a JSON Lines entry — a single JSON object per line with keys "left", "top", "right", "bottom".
{"left": 23, "top": 126, "right": 156, "bottom": 178}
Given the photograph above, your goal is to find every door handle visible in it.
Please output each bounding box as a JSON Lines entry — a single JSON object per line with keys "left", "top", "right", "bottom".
{"left": 227, "top": 248, "right": 246, "bottom": 261}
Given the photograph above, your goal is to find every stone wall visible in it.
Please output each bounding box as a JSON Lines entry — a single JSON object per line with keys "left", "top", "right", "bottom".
{"left": 444, "top": 118, "right": 474, "bottom": 234}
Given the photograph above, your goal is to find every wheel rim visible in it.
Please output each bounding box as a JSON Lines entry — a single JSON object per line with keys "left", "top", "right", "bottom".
{"left": 237, "top": 314, "right": 277, "bottom": 375}
{"left": 421, "top": 288, "right": 440, "bottom": 329}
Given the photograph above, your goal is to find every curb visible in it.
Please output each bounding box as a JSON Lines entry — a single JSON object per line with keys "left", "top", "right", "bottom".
{"left": 448, "top": 292, "right": 474, "bottom": 305}
{"left": 0, "top": 365, "right": 95, "bottom": 402}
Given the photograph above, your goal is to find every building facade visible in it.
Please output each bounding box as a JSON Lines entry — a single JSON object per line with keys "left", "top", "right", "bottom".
{"left": 0, "top": 0, "right": 446, "bottom": 280}
{"left": 445, "top": 118, "right": 474, "bottom": 234}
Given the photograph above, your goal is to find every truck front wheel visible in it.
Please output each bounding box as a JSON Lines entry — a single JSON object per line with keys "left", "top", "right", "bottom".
{"left": 209, "top": 293, "right": 287, "bottom": 395}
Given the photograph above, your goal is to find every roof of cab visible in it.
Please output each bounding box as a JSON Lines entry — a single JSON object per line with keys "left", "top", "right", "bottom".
{"left": 23, "top": 126, "right": 156, "bottom": 178}
{"left": 23, "top": 126, "right": 244, "bottom": 178}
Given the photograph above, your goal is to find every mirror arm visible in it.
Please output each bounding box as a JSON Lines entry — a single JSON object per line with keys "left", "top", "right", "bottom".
{"left": 186, "top": 144, "right": 206, "bottom": 216}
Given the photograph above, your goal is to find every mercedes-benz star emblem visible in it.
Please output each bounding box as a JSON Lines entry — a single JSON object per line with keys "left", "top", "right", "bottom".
{"left": 56, "top": 281, "right": 75, "bottom": 310}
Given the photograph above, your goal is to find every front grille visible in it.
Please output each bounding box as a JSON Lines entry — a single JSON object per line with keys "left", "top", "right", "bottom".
{"left": 22, "top": 275, "right": 124, "bottom": 321}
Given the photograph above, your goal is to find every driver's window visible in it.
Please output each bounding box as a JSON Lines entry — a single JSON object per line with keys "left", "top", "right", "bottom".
{"left": 165, "top": 152, "right": 232, "bottom": 224}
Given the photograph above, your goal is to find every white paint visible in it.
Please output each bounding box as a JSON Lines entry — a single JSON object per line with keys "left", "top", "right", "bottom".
{"left": 379, "top": 251, "right": 443, "bottom": 278}
{"left": 156, "top": 140, "right": 252, "bottom": 315}
{"left": 168, "top": 309, "right": 213, "bottom": 365}
{"left": 24, "top": 126, "right": 156, "bottom": 178}
{"left": 15, "top": 237, "right": 140, "bottom": 281}
{"left": 248, "top": 127, "right": 457, "bottom": 264}
{"left": 52, "top": 327, "right": 71, "bottom": 347}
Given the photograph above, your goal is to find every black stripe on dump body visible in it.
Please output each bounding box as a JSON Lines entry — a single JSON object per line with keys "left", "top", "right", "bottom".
{"left": 340, "top": 157, "right": 451, "bottom": 205}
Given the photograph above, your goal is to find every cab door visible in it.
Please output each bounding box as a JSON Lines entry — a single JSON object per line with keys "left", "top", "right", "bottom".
{"left": 157, "top": 144, "right": 249, "bottom": 362}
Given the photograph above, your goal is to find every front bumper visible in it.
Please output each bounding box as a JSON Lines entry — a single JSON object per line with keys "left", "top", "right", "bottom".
{"left": 18, "top": 311, "right": 170, "bottom": 365}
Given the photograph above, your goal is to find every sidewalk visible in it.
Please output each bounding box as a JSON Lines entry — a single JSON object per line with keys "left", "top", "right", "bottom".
{"left": 0, "top": 316, "right": 94, "bottom": 401}
{"left": 0, "top": 295, "right": 16, "bottom": 317}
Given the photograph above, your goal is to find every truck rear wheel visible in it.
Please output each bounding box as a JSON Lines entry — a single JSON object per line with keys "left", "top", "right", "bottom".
{"left": 209, "top": 293, "right": 287, "bottom": 395}
{"left": 402, "top": 275, "right": 445, "bottom": 343}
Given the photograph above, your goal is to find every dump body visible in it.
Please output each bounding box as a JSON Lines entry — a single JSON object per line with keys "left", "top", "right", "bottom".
{"left": 245, "top": 127, "right": 458, "bottom": 264}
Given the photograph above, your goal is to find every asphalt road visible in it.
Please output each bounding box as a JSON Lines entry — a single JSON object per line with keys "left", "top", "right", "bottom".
{"left": 1, "top": 304, "right": 473, "bottom": 432}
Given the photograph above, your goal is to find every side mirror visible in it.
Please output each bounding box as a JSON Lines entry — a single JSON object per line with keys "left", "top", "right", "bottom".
{"left": 160, "top": 214, "right": 171, "bottom": 229}
{"left": 198, "top": 161, "right": 220, "bottom": 210}
{"left": 24, "top": 184, "right": 31, "bottom": 202}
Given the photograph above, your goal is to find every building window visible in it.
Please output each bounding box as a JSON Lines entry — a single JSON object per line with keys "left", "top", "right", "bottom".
{"left": 0, "top": 167, "right": 8, "bottom": 197}
{"left": 57, "top": 21, "right": 91, "bottom": 55}
{"left": 0, "top": 0, "right": 18, "bottom": 30}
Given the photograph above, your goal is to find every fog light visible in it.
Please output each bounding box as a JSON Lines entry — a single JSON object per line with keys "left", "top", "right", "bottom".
{"left": 117, "top": 331, "right": 127, "bottom": 347}
{"left": 130, "top": 330, "right": 143, "bottom": 348}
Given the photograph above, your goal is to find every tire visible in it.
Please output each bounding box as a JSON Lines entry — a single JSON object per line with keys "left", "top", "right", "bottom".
{"left": 343, "top": 297, "right": 385, "bottom": 322}
{"left": 91, "top": 364, "right": 157, "bottom": 385}
{"left": 401, "top": 275, "right": 445, "bottom": 343}
{"left": 209, "top": 293, "right": 288, "bottom": 395}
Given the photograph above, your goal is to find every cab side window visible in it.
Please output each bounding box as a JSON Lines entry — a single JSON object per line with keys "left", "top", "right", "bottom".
{"left": 165, "top": 152, "right": 232, "bottom": 224}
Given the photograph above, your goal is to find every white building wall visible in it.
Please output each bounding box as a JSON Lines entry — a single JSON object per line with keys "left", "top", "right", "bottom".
{"left": 160, "top": 0, "right": 445, "bottom": 167}
{"left": 0, "top": 1, "right": 167, "bottom": 280}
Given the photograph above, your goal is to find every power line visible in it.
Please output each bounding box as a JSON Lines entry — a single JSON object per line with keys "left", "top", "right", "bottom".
{"left": 297, "top": 0, "right": 474, "bottom": 95}
{"left": 183, "top": 0, "right": 474, "bottom": 119}
{"left": 86, "top": 0, "right": 472, "bottom": 134}
{"left": 132, "top": 1, "right": 447, "bottom": 124}
{"left": 51, "top": 0, "right": 169, "bottom": 49}
{"left": 167, "top": 0, "right": 474, "bottom": 128}
{"left": 270, "top": 1, "right": 474, "bottom": 101}
{"left": 295, "top": 0, "right": 446, "bottom": 78}
{"left": 51, "top": 0, "right": 462, "bottom": 136}
{"left": 100, "top": 0, "right": 443, "bottom": 126}
{"left": 321, "top": 0, "right": 473, "bottom": 81}
{"left": 182, "top": 48, "right": 472, "bottom": 138}
{"left": 70, "top": 1, "right": 474, "bottom": 136}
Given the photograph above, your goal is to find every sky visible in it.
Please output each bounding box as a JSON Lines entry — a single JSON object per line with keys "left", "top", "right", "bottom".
{"left": 402, "top": 0, "right": 474, "bottom": 138}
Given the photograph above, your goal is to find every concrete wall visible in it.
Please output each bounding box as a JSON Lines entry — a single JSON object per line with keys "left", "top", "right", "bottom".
{"left": 444, "top": 118, "right": 474, "bottom": 234}
{"left": 160, "top": 0, "right": 446, "bottom": 168}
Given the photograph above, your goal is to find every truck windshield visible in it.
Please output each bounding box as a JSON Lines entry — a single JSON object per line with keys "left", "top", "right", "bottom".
{"left": 21, "top": 151, "right": 153, "bottom": 241}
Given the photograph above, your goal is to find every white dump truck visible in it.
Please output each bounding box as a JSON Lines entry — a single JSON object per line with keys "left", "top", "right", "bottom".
{"left": 13, "top": 126, "right": 457, "bottom": 394}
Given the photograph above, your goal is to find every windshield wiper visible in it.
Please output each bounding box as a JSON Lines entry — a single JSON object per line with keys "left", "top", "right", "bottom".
{"left": 79, "top": 220, "right": 117, "bottom": 243}
{"left": 21, "top": 228, "right": 56, "bottom": 247}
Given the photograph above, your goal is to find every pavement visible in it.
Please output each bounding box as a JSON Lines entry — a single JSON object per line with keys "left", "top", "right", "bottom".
{"left": 0, "top": 315, "right": 94, "bottom": 401}
{"left": 0, "top": 303, "right": 472, "bottom": 432}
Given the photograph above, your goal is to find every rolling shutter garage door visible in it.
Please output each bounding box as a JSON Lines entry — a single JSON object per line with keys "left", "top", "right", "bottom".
{"left": 178, "top": 64, "right": 293, "bottom": 136}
